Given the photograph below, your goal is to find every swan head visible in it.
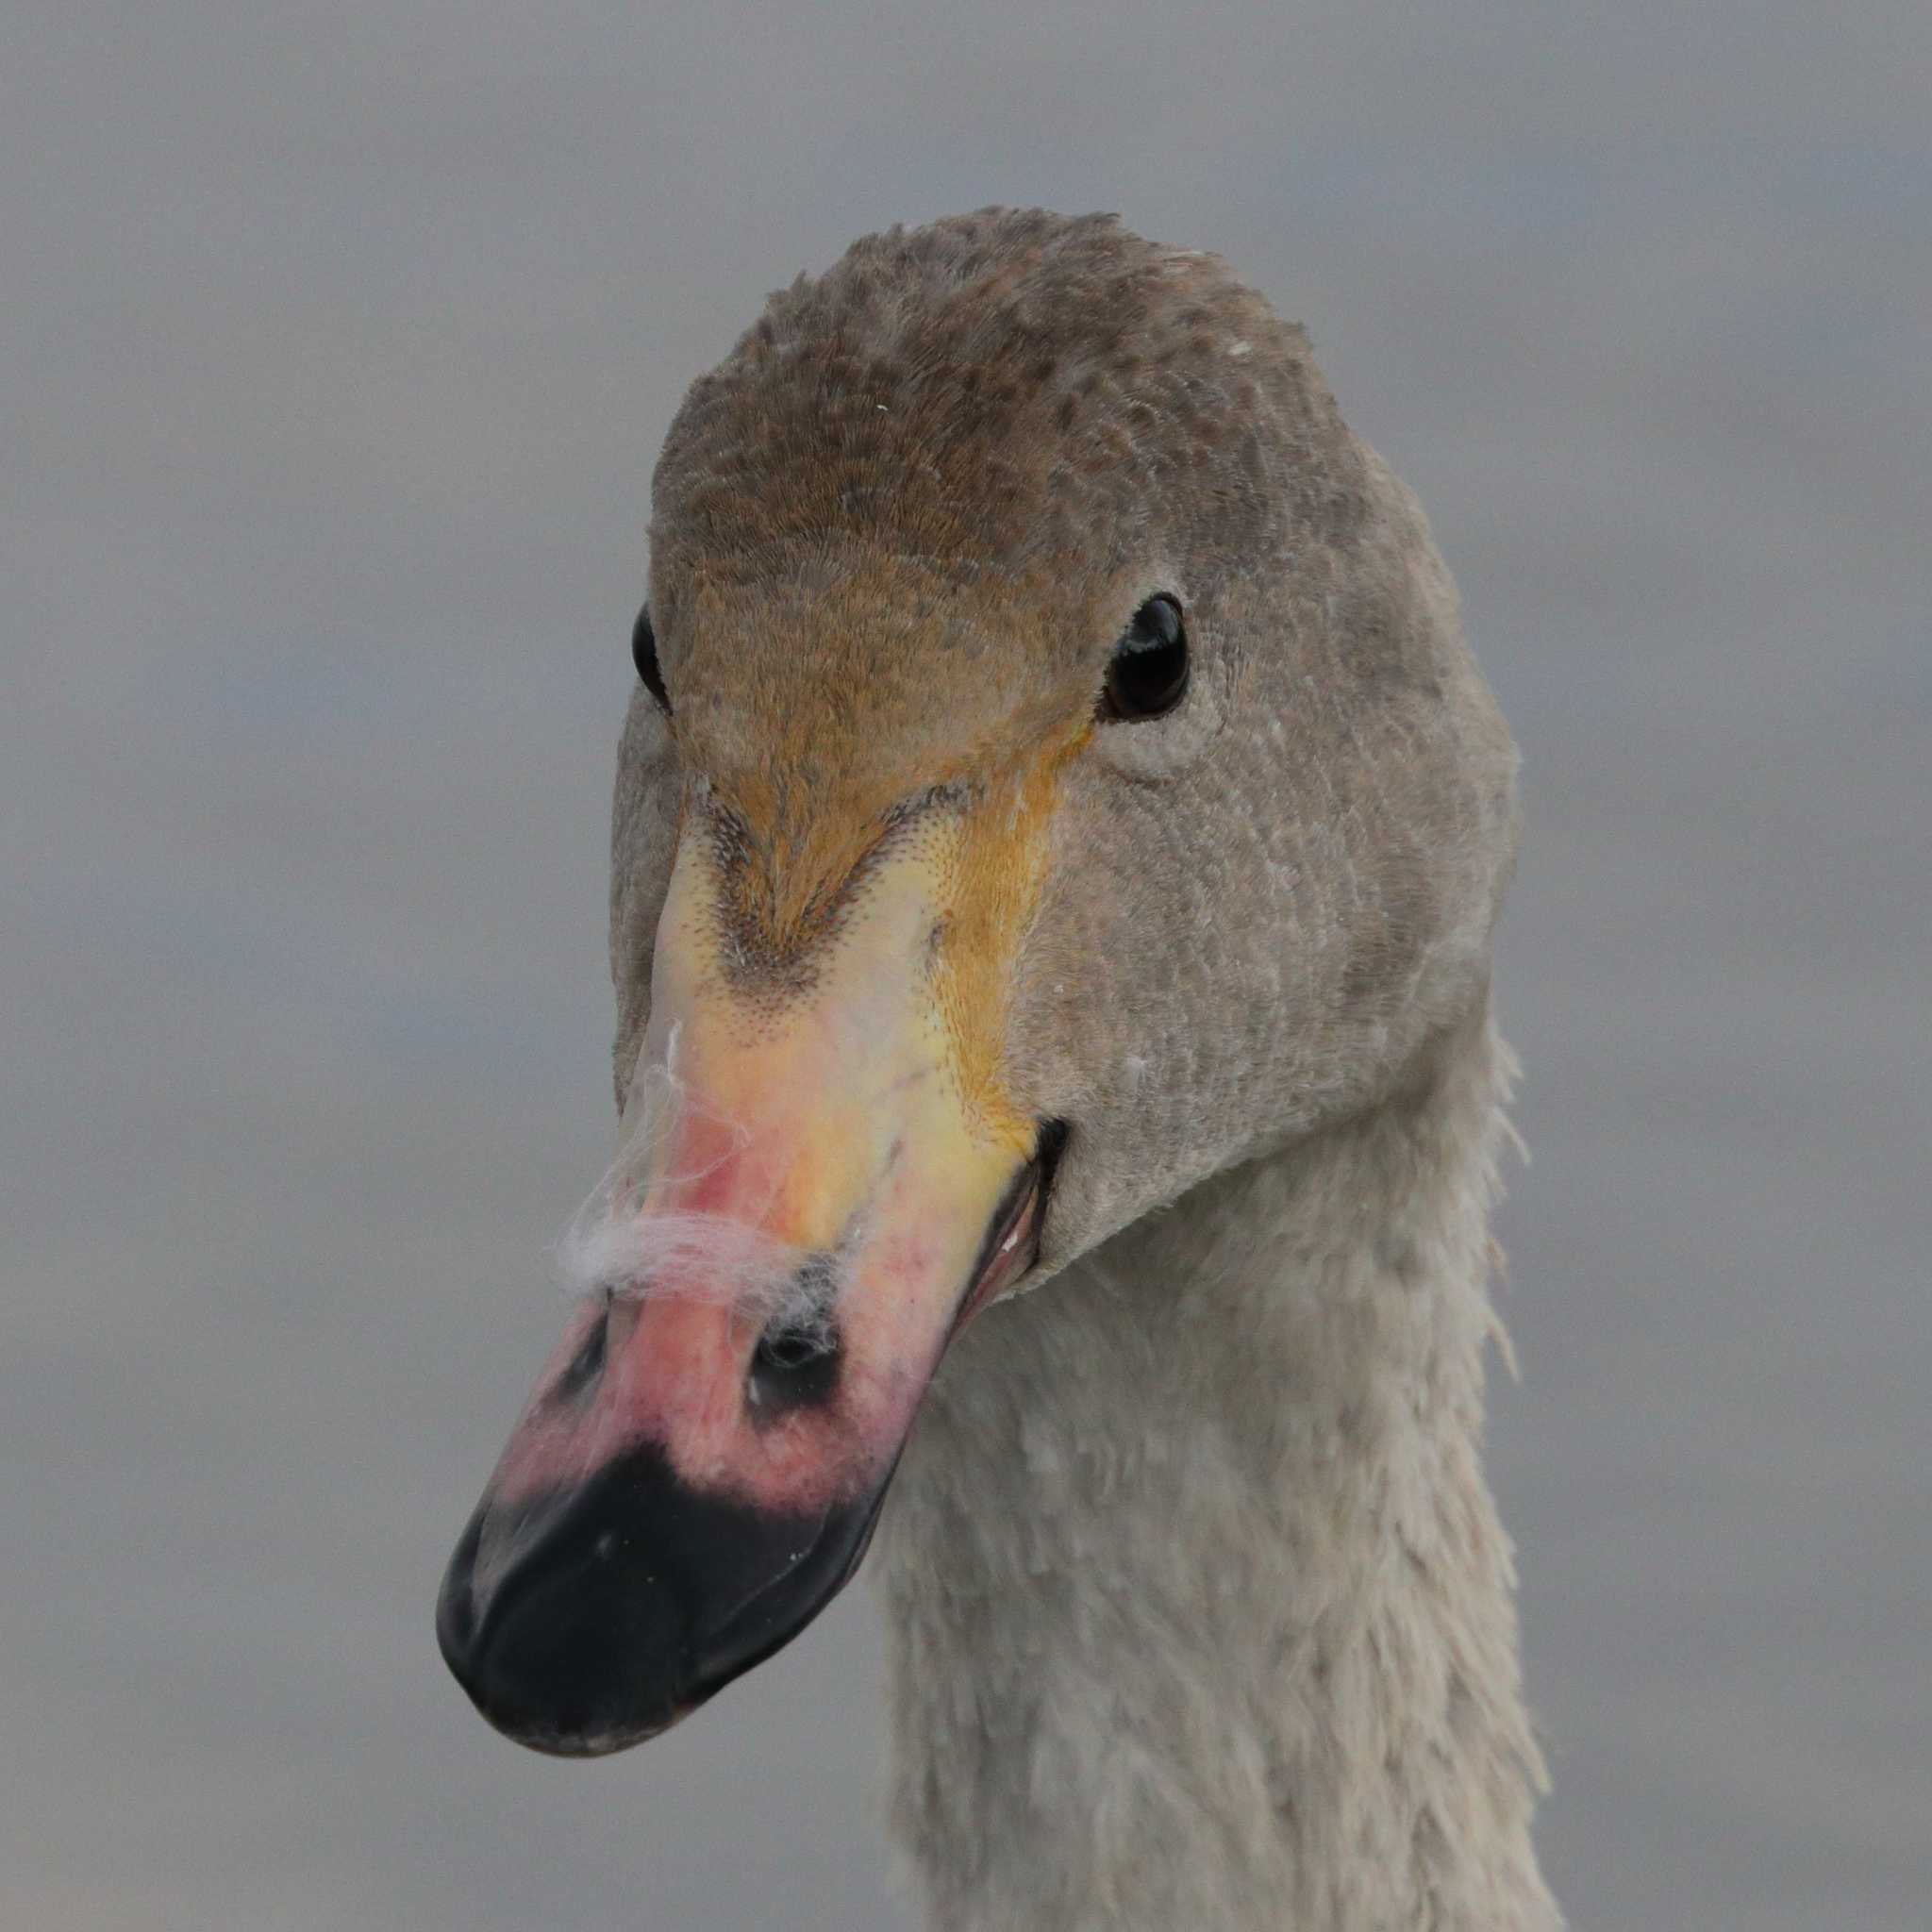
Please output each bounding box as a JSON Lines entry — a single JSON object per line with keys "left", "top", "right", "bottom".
{"left": 438, "top": 208, "right": 1519, "bottom": 1757}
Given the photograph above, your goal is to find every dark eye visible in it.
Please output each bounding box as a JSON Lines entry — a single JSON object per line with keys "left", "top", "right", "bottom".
{"left": 631, "top": 605, "right": 670, "bottom": 711}
{"left": 1101, "top": 595, "right": 1189, "bottom": 721}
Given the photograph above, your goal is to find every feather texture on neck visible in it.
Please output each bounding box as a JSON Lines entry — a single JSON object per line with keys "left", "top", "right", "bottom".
{"left": 877, "top": 1007, "right": 1558, "bottom": 1932}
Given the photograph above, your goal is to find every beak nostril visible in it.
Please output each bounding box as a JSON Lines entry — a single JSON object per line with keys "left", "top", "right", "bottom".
{"left": 757, "top": 1327, "right": 826, "bottom": 1373}
{"left": 748, "top": 1309, "right": 841, "bottom": 1413}
{"left": 553, "top": 1291, "right": 611, "bottom": 1404}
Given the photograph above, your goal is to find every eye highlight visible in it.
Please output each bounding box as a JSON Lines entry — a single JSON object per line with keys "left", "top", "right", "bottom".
{"left": 1101, "top": 595, "right": 1189, "bottom": 722}
{"left": 632, "top": 605, "right": 670, "bottom": 712}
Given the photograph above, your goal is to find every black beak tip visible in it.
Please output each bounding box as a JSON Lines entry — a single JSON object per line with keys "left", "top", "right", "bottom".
{"left": 435, "top": 1492, "right": 686, "bottom": 1758}
{"left": 433, "top": 1445, "right": 885, "bottom": 1760}
{"left": 434, "top": 1508, "right": 482, "bottom": 1678}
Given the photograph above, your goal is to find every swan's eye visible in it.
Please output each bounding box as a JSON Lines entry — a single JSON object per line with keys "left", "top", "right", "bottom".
{"left": 631, "top": 605, "right": 670, "bottom": 712}
{"left": 1101, "top": 595, "right": 1189, "bottom": 721}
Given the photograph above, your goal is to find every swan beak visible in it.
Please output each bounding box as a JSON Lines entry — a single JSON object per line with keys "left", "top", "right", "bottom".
{"left": 434, "top": 1425, "right": 893, "bottom": 1756}
{"left": 438, "top": 827, "right": 1050, "bottom": 1755}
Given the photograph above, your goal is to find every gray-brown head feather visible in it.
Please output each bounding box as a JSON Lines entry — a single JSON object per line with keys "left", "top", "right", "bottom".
{"left": 614, "top": 208, "right": 1518, "bottom": 1260}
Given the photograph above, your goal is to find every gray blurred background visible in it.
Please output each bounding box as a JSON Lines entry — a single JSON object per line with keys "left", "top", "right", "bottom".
{"left": 5, "top": 3, "right": 1926, "bottom": 1926}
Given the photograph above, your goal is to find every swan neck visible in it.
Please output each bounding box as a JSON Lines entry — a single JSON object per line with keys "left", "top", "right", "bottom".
{"left": 876, "top": 1011, "right": 1558, "bottom": 1930}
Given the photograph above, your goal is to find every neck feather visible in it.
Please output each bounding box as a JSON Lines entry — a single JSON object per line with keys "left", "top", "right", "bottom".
{"left": 874, "top": 1009, "right": 1558, "bottom": 1931}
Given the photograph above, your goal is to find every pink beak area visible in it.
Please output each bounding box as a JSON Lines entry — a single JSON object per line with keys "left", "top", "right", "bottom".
{"left": 437, "top": 840, "right": 1059, "bottom": 1757}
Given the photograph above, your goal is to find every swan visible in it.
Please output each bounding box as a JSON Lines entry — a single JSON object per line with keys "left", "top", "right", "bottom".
{"left": 438, "top": 208, "right": 1559, "bottom": 1931}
